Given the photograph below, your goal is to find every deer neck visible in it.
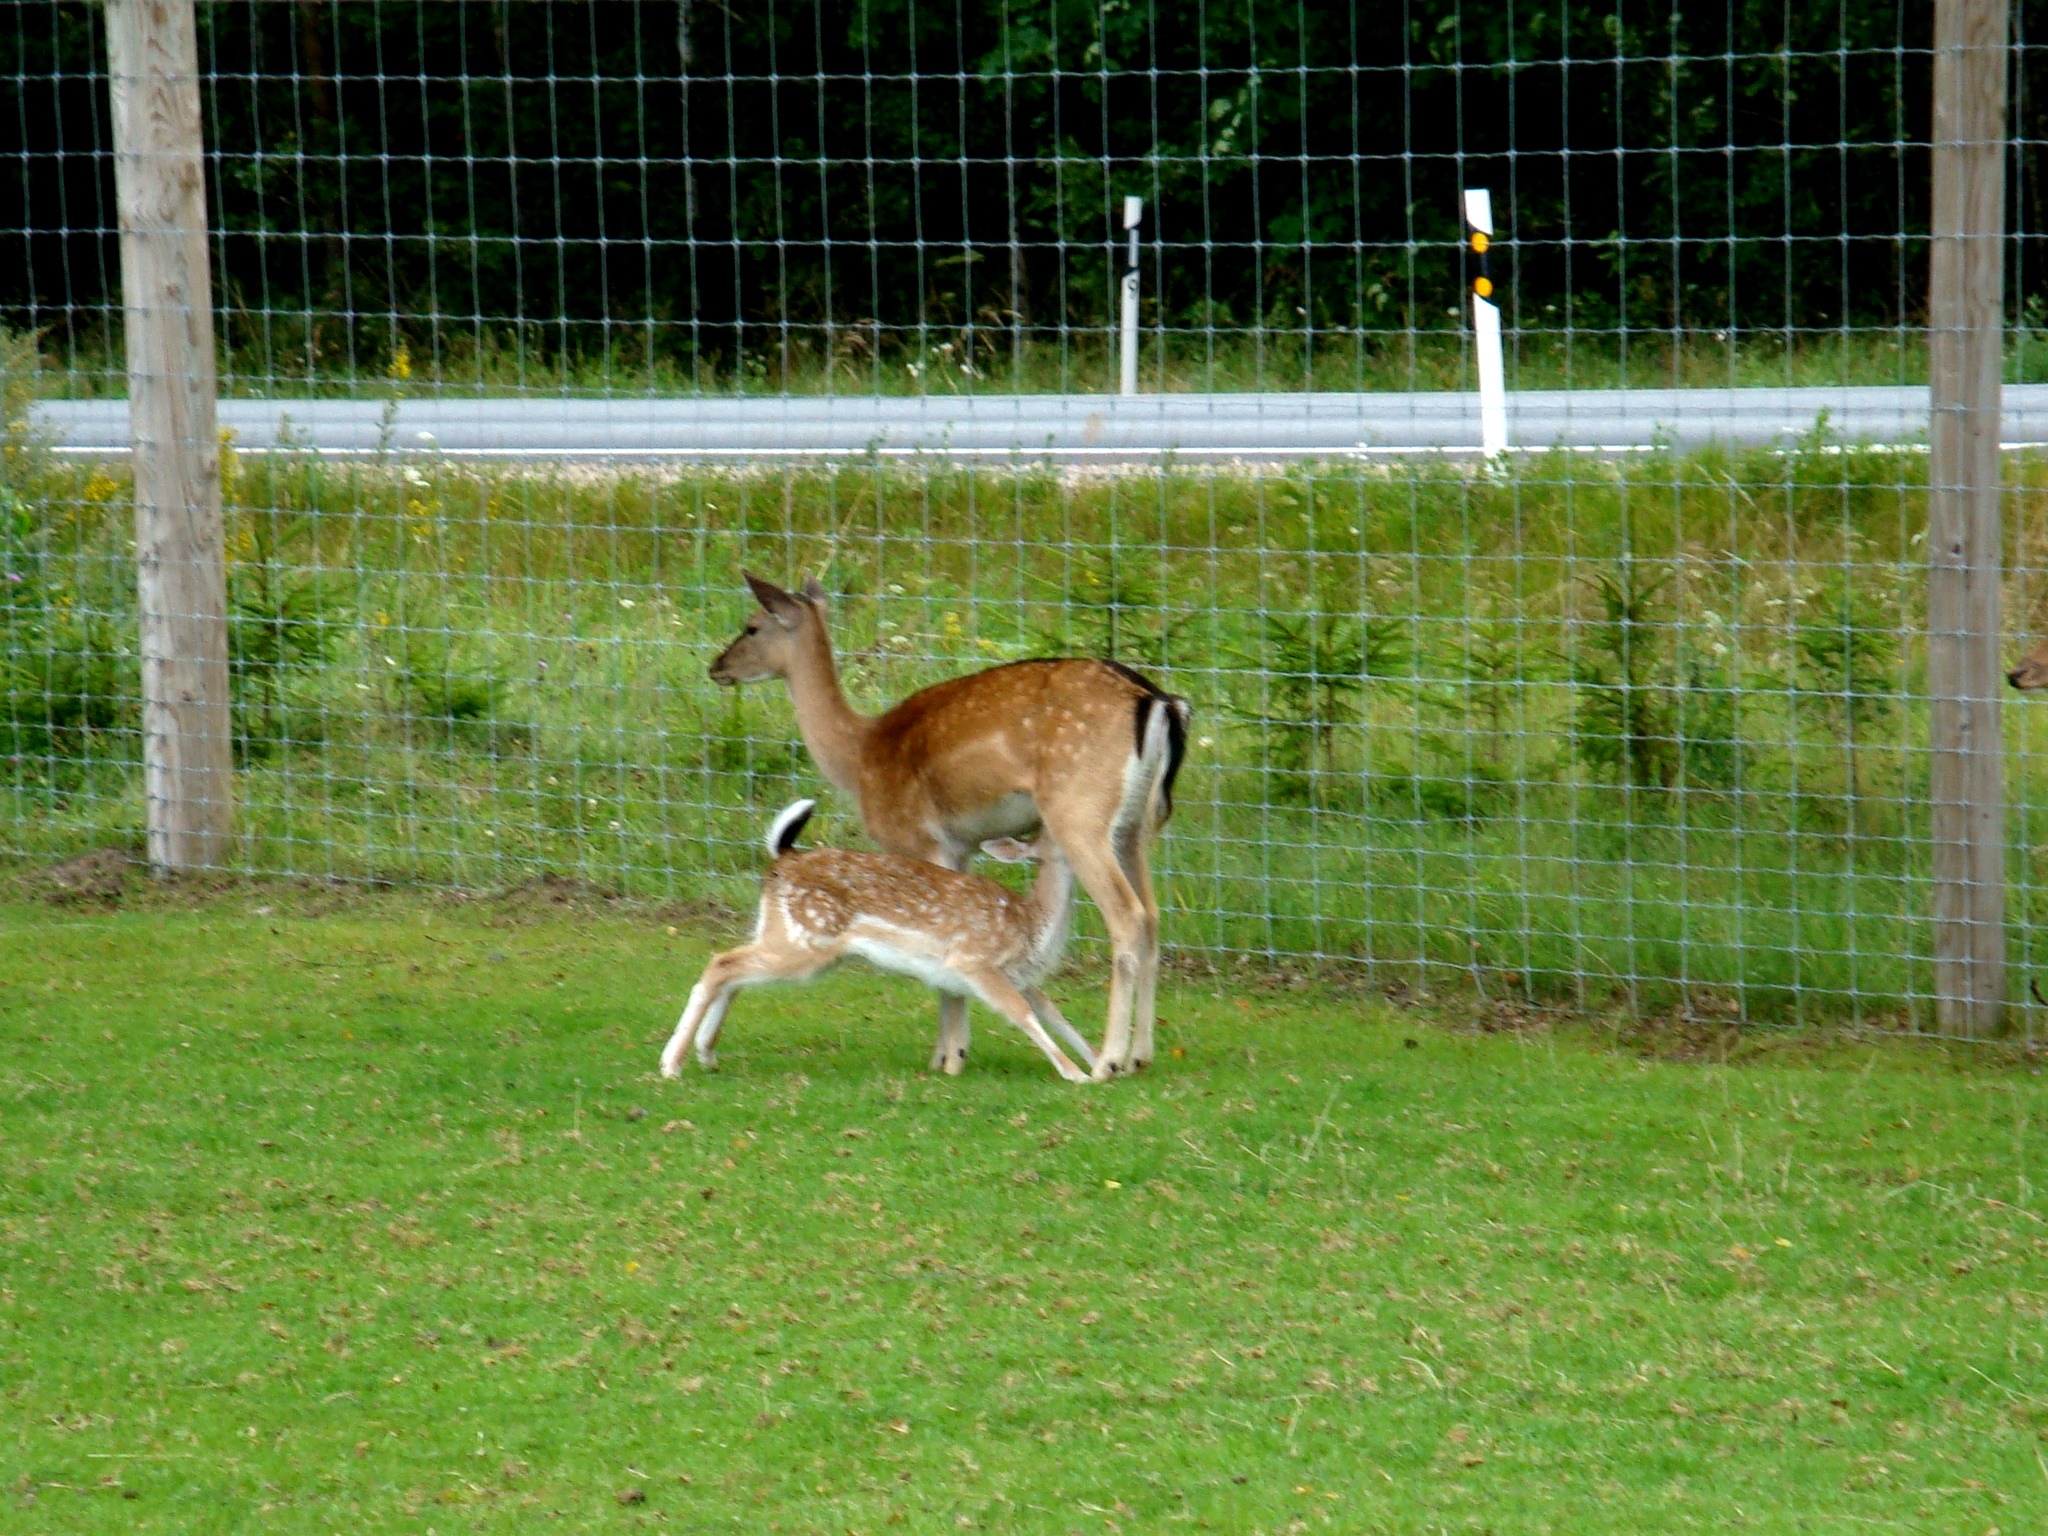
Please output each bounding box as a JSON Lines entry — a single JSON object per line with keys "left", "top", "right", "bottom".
{"left": 780, "top": 621, "right": 870, "bottom": 795}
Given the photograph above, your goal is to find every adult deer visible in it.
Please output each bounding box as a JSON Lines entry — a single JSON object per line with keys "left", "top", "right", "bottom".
{"left": 658, "top": 799, "right": 1095, "bottom": 1082}
{"left": 710, "top": 573, "right": 1188, "bottom": 1080}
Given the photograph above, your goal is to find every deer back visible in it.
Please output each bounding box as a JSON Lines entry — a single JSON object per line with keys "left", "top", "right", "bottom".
{"left": 858, "top": 658, "right": 1186, "bottom": 853}
{"left": 765, "top": 848, "right": 1037, "bottom": 970}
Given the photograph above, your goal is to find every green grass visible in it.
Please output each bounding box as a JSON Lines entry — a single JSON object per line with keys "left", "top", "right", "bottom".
{"left": 3, "top": 888, "right": 2047, "bottom": 1533}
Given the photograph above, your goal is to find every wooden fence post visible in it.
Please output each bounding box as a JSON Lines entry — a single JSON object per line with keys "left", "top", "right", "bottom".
{"left": 104, "top": 0, "right": 233, "bottom": 871}
{"left": 1928, "top": 0, "right": 2011, "bottom": 1036}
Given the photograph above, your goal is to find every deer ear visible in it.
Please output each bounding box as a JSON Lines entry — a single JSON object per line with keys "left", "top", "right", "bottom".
{"left": 801, "top": 576, "right": 828, "bottom": 607}
{"left": 979, "top": 836, "right": 1036, "bottom": 864}
{"left": 744, "top": 571, "right": 808, "bottom": 631}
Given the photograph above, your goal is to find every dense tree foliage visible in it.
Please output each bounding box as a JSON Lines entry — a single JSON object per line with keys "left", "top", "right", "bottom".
{"left": 5, "top": 0, "right": 2029, "bottom": 378}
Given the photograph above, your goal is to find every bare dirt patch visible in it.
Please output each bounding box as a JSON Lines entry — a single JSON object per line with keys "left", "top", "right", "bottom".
{"left": 27, "top": 848, "right": 138, "bottom": 909}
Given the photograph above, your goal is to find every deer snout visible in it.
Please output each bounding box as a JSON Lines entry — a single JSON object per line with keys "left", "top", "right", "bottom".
{"left": 706, "top": 641, "right": 753, "bottom": 686}
{"left": 2010, "top": 640, "right": 2048, "bottom": 691}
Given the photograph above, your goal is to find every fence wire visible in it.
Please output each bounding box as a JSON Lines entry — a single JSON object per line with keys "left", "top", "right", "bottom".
{"left": 6, "top": 0, "right": 2048, "bottom": 1036}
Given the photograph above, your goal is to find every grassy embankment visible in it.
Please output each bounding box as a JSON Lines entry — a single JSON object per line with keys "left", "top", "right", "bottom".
{"left": 2, "top": 889, "right": 2046, "bottom": 1533}
{"left": 33, "top": 322, "right": 2033, "bottom": 399}
{"left": 17, "top": 422, "right": 2048, "bottom": 1023}
{"left": 19, "top": 310, "right": 2048, "bottom": 1022}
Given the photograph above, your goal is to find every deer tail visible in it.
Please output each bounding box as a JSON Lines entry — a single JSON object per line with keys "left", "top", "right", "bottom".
{"left": 1132, "top": 691, "right": 1191, "bottom": 823}
{"left": 765, "top": 799, "right": 817, "bottom": 858}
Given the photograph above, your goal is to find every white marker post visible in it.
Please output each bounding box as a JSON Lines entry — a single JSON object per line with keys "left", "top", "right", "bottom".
{"left": 1463, "top": 188, "right": 1508, "bottom": 456}
{"left": 1119, "top": 196, "right": 1142, "bottom": 396}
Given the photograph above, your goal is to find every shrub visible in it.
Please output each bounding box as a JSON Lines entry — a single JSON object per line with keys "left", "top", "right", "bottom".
{"left": 229, "top": 568, "right": 341, "bottom": 756}
{"left": 1793, "top": 578, "right": 1900, "bottom": 800}
{"left": 1, "top": 617, "right": 135, "bottom": 760}
{"left": 1572, "top": 562, "right": 1742, "bottom": 793}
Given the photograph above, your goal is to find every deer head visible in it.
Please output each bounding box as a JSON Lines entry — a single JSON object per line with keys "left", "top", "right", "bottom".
{"left": 2011, "top": 637, "right": 2048, "bottom": 691}
{"left": 979, "top": 833, "right": 1045, "bottom": 865}
{"left": 709, "top": 572, "right": 829, "bottom": 685}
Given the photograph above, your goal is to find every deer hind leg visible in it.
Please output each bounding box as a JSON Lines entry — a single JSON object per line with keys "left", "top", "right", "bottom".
{"left": 1044, "top": 809, "right": 1151, "bottom": 1081}
{"left": 658, "top": 945, "right": 812, "bottom": 1076}
{"left": 959, "top": 967, "right": 1089, "bottom": 1084}
{"left": 1118, "top": 828, "right": 1163, "bottom": 1071}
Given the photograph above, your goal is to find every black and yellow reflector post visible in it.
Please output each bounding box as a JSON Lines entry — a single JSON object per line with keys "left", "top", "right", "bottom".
{"left": 1462, "top": 187, "right": 1508, "bottom": 455}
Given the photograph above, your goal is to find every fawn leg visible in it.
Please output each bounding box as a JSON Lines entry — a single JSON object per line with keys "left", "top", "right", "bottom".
{"left": 959, "top": 967, "right": 1089, "bottom": 1084}
{"left": 925, "top": 845, "right": 973, "bottom": 1074}
{"left": 930, "top": 992, "right": 972, "bottom": 1075}
{"left": 1024, "top": 986, "right": 1096, "bottom": 1073}
{"left": 659, "top": 945, "right": 809, "bottom": 1075}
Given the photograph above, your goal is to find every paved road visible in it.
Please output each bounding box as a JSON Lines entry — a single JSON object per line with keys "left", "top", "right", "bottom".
{"left": 37, "top": 384, "right": 2048, "bottom": 463}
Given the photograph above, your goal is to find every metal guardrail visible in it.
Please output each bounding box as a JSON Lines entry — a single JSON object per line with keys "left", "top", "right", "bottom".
{"left": 37, "top": 384, "right": 2048, "bottom": 464}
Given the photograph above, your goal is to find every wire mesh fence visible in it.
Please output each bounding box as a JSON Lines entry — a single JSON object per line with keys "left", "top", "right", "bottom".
{"left": 5, "top": 0, "right": 2048, "bottom": 1036}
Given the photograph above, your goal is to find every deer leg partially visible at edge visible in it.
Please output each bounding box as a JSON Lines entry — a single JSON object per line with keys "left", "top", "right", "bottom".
{"left": 1119, "top": 830, "right": 1162, "bottom": 1071}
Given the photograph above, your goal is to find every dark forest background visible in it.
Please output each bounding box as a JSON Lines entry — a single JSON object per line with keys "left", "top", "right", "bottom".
{"left": 4, "top": 0, "right": 2044, "bottom": 387}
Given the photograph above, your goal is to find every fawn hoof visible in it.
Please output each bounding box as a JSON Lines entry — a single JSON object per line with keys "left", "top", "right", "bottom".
{"left": 695, "top": 1052, "right": 718, "bottom": 1072}
{"left": 1090, "top": 1059, "right": 1124, "bottom": 1083}
{"left": 943, "top": 1050, "right": 968, "bottom": 1077}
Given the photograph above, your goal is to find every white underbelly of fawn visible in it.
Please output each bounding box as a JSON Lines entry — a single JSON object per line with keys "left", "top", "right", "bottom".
{"left": 843, "top": 933, "right": 982, "bottom": 996}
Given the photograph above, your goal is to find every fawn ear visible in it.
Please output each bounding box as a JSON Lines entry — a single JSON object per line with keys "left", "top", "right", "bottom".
{"left": 801, "top": 575, "right": 828, "bottom": 607}
{"left": 980, "top": 836, "right": 1037, "bottom": 865}
{"left": 744, "top": 571, "right": 808, "bottom": 631}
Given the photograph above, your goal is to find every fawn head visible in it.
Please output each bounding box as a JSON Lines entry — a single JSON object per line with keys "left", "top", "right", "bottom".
{"left": 2011, "top": 636, "right": 2048, "bottom": 691}
{"left": 980, "top": 833, "right": 1046, "bottom": 865}
{"left": 710, "top": 572, "right": 829, "bottom": 685}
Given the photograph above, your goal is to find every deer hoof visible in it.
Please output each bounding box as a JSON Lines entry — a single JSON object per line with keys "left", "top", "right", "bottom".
{"left": 943, "top": 1051, "right": 968, "bottom": 1077}
{"left": 1090, "top": 1060, "right": 1123, "bottom": 1083}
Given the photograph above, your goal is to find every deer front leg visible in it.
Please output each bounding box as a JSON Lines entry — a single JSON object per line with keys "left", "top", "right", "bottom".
{"left": 926, "top": 842, "right": 974, "bottom": 1075}
{"left": 1024, "top": 986, "right": 1096, "bottom": 1074}
{"left": 930, "top": 992, "right": 971, "bottom": 1075}
{"left": 961, "top": 968, "right": 1089, "bottom": 1084}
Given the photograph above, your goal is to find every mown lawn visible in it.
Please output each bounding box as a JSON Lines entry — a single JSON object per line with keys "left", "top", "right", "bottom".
{"left": 3, "top": 887, "right": 2047, "bottom": 1534}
